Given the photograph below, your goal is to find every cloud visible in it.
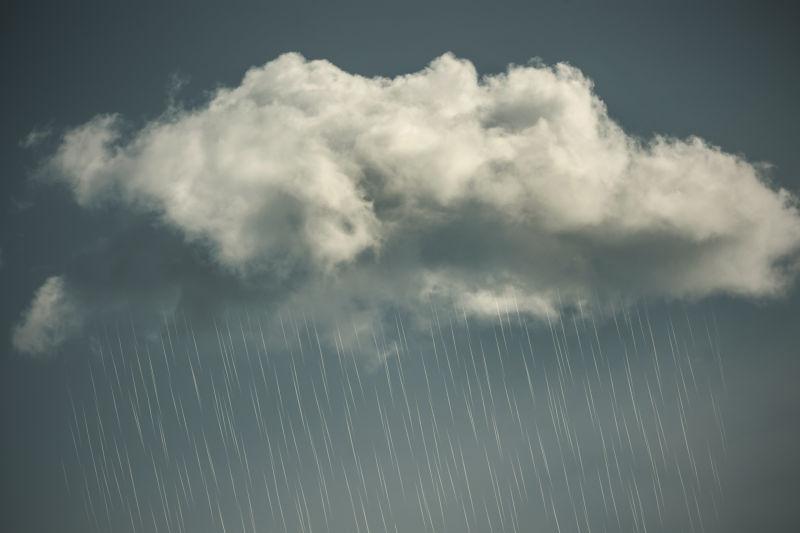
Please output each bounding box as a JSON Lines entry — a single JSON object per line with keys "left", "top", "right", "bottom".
{"left": 20, "top": 125, "right": 52, "bottom": 148}
{"left": 12, "top": 276, "right": 83, "bottom": 356}
{"left": 42, "top": 53, "right": 800, "bottom": 325}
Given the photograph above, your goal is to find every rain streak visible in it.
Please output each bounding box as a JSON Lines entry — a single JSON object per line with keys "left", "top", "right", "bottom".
{"left": 60, "top": 300, "right": 728, "bottom": 533}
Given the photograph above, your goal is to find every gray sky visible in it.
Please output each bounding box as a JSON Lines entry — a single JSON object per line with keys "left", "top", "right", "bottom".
{"left": 2, "top": 1, "right": 799, "bottom": 532}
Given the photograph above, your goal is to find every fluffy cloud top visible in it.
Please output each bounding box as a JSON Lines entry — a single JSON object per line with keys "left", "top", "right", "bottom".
{"left": 46, "top": 53, "right": 800, "bottom": 319}
{"left": 12, "top": 276, "right": 82, "bottom": 356}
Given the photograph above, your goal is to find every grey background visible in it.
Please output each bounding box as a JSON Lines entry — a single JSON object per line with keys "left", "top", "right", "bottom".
{"left": 1, "top": 1, "right": 799, "bottom": 532}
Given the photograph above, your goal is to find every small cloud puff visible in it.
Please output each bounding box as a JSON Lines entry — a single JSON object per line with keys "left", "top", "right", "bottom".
{"left": 12, "top": 276, "right": 83, "bottom": 357}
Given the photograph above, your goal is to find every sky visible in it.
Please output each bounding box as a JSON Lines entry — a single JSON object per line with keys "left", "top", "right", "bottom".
{"left": 2, "top": 1, "right": 800, "bottom": 532}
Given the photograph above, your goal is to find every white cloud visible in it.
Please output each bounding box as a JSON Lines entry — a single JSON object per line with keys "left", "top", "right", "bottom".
{"left": 20, "top": 125, "right": 52, "bottom": 148}
{"left": 12, "top": 276, "right": 83, "bottom": 356}
{"left": 46, "top": 53, "right": 800, "bottom": 319}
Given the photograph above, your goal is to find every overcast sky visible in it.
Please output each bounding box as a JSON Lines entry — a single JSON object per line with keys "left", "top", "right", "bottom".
{"left": 2, "top": 1, "right": 799, "bottom": 532}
